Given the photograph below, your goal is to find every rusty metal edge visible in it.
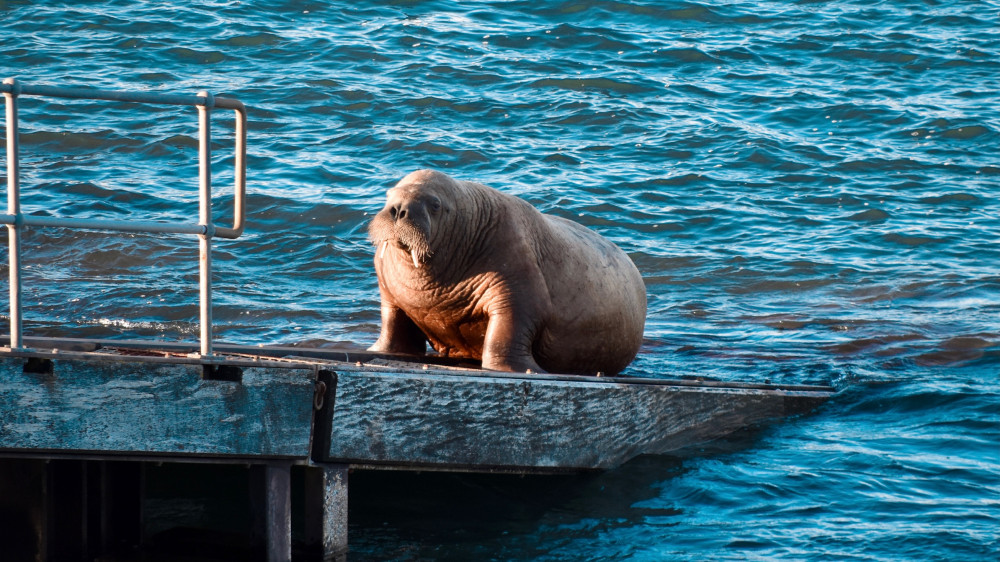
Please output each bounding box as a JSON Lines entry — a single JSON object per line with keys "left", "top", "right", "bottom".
{"left": 0, "top": 336, "right": 839, "bottom": 395}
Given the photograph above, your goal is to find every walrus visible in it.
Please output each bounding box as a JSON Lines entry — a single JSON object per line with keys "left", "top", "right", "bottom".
{"left": 367, "top": 169, "right": 646, "bottom": 376}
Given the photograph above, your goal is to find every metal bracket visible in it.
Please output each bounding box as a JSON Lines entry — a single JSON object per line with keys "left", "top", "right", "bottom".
{"left": 201, "top": 364, "right": 243, "bottom": 382}
{"left": 23, "top": 356, "right": 53, "bottom": 375}
{"left": 310, "top": 370, "right": 338, "bottom": 463}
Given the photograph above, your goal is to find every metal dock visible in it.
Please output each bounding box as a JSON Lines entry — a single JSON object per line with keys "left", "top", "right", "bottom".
{"left": 0, "top": 339, "right": 833, "bottom": 560}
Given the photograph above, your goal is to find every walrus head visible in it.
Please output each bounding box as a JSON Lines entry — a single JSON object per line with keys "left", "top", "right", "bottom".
{"left": 368, "top": 170, "right": 452, "bottom": 268}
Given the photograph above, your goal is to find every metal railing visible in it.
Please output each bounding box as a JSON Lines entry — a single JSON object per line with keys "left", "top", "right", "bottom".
{"left": 1, "top": 78, "right": 247, "bottom": 358}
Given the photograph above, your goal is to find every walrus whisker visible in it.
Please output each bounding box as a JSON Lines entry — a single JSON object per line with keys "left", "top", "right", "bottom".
{"left": 379, "top": 240, "right": 388, "bottom": 259}
{"left": 411, "top": 249, "right": 421, "bottom": 269}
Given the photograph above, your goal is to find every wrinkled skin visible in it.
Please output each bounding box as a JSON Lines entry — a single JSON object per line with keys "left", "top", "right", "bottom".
{"left": 367, "top": 169, "right": 646, "bottom": 376}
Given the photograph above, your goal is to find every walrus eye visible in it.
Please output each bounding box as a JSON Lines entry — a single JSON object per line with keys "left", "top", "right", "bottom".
{"left": 429, "top": 196, "right": 442, "bottom": 213}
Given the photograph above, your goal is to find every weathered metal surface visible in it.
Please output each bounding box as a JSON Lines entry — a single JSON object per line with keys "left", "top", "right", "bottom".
{"left": 321, "top": 367, "right": 833, "bottom": 471}
{"left": 303, "top": 464, "right": 349, "bottom": 560}
{"left": 0, "top": 356, "right": 316, "bottom": 458}
{"left": 250, "top": 463, "right": 292, "bottom": 562}
{"left": 0, "top": 341, "right": 835, "bottom": 472}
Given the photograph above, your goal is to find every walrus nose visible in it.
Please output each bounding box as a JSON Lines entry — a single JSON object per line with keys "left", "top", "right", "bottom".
{"left": 389, "top": 203, "right": 410, "bottom": 222}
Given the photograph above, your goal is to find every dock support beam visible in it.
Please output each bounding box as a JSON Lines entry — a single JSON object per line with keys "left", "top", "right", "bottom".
{"left": 38, "top": 460, "right": 143, "bottom": 561}
{"left": 2, "top": 459, "right": 348, "bottom": 560}
{"left": 250, "top": 462, "right": 292, "bottom": 562}
{"left": 304, "top": 464, "right": 349, "bottom": 561}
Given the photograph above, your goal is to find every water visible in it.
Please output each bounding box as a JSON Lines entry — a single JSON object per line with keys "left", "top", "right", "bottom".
{"left": 3, "top": 0, "right": 999, "bottom": 559}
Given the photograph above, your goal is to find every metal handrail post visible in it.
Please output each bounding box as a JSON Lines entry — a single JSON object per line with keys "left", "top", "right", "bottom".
{"left": 197, "top": 91, "right": 214, "bottom": 358}
{"left": 3, "top": 78, "right": 23, "bottom": 351}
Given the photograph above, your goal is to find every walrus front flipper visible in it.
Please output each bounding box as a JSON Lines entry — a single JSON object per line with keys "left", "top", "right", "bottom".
{"left": 369, "top": 303, "right": 427, "bottom": 356}
{"left": 480, "top": 309, "right": 545, "bottom": 374}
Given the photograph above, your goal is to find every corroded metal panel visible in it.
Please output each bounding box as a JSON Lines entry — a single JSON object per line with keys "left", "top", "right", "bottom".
{"left": 303, "top": 464, "right": 349, "bottom": 559}
{"left": 323, "top": 369, "right": 831, "bottom": 471}
{"left": 0, "top": 357, "right": 315, "bottom": 458}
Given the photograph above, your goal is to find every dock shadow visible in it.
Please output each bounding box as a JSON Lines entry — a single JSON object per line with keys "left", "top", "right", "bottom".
{"left": 347, "top": 423, "right": 771, "bottom": 555}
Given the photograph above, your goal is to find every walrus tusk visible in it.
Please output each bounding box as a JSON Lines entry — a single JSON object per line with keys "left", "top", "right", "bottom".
{"left": 411, "top": 249, "right": 421, "bottom": 268}
{"left": 379, "top": 240, "right": 388, "bottom": 259}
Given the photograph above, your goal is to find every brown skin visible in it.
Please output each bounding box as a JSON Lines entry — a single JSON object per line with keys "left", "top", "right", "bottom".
{"left": 368, "top": 169, "right": 646, "bottom": 376}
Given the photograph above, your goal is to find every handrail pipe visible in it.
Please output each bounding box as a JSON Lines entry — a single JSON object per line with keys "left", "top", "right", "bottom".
{"left": 0, "top": 78, "right": 247, "bottom": 357}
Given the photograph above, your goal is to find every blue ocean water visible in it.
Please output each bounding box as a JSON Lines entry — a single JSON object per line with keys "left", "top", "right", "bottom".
{"left": 3, "top": 0, "right": 999, "bottom": 559}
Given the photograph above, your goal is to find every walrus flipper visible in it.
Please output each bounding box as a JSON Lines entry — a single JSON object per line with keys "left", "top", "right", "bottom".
{"left": 369, "top": 303, "right": 427, "bottom": 356}
{"left": 480, "top": 308, "right": 544, "bottom": 374}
